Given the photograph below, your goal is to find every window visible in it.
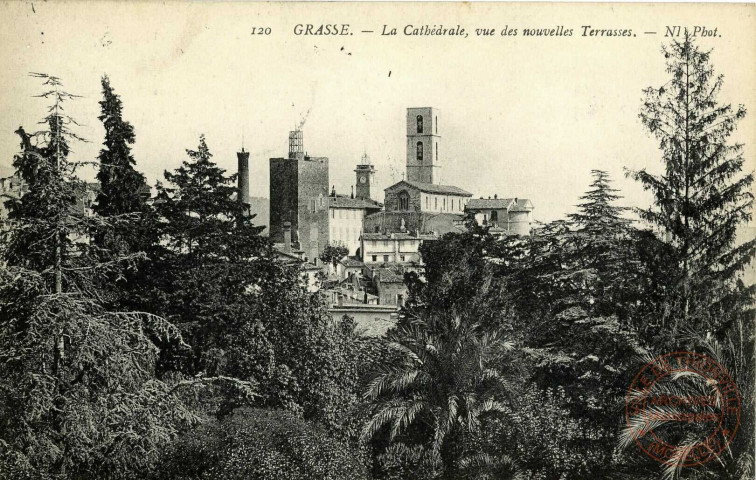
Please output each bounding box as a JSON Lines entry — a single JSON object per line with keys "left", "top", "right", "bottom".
{"left": 436, "top": 143, "right": 438, "bottom": 162}
{"left": 398, "top": 191, "right": 410, "bottom": 210}
{"left": 491, "top": 210, "right": 498, "bottom": 222}
{"left": 400, "top": 255, "right": 406, "bottom": 262}
{"left": 425, "top": 196, "right": 429, "bottom": 209}
{"left": 383, "top": 255, "right": 389, "bottom": 263}
{"left": 483, "top": 214, "right": 488, "bottom": 225}
{"left": 443, "top": 198, "right": 446, "bottom": 211}
{"left": 417, "top": 142, "right": 423, "bottom": 162}
{"left": 434, "top": 197, "right": 438, "bottom": 209}
{"left": 383, "top": 240, "right": 389, "bottom": 247}
{"left": 372, "top": 255, "right": 377, "bottom": 262}
{"left": 416, "top": 115, "right": 423, "bottom": 133}
{"left": 435, "top": 116, "right": 438, "bottom": 133}
{"left": 331, "top": 209, "right": 334, "bottom": 219}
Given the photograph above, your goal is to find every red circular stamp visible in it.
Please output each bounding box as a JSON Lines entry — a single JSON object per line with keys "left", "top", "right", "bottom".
{"left": 625, "top": 351, "right": 740, "bottom": 467}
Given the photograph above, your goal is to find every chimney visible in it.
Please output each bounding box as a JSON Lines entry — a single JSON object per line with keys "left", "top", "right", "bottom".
{"left": 283, "top": 221, "right": 292, "bottom": 254}
{"left": 351, "top": 186, "right": 354, "bottom": 199}
{"left": 237, "top": 147, "right": 250, "bottom": 211}
{"left": 288, "top": 130, "right": 304, "bottom": 160}
{"left": 494, "top": 194, "right": 498, "bottom": 199}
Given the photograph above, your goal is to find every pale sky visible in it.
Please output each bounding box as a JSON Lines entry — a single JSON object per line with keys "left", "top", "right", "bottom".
{"left": 1, "top": 2, "right": 754, "bottom": 224}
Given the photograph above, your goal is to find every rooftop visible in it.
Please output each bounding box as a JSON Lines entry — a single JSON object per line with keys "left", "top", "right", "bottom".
{"left": 376, "top": 270, "right": 405, "bottom": 283}
{"left": 466, "top": 197, "right": 533, "bottom": 211}
{"left": 339, "top": 257, "right": 365, "bottom": 267}
{"left": 328, "top": 195, "right": 383, "bottom": 210}
{"left": 361, "top": 232, "right": 435, "bottom": 241}
{"left": 388, "top": 180, "right": 472, "bottom": 197}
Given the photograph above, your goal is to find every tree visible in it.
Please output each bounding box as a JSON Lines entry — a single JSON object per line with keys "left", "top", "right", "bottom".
{"left": 320, "top": 243, "right": 349, "bottom": 269}
{"left": 617, "top": 316, "right": 754, "bottom": 479}
{"left": 0, "top": 74, "right": 244, "bottom": 478}
{"left": 94, "top": 74, "right": 151, "bottom": 254}
{"left": 361, "top": 312, "right": 516, "bottom": 478}
{"left": 404, "top": 228, "right": 512, "bottom": 334}
{"left": 146, "top": 134, "right": 266, "bottom": 375}
{"left": 146, "top": 137, "right": 359, "bottom": 427}
{"left": 627, "top": 34, "right": 755, "bottom": 333}
{"left": 565, "top": 170, "right": 644, "bottom": 317}
{"left": 155, "top": 135, "right": 264, "bottom": 261}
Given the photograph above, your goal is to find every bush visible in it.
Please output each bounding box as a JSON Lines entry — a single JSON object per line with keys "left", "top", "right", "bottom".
{"left": 156, "top": 408, "right": 370, "bottom": 480}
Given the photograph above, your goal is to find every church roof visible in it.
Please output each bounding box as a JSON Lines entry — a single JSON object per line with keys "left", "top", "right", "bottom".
{"left": 387, "top": 180, "right": 472, "bottom": 197}
{"left": 328, "top": 195, "right": 383, "bottom": 210}
{"left": 466, "top": 198, "right": 533, "bottom": 211}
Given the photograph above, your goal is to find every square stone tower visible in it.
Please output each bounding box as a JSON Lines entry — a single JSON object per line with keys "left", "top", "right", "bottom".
{"left": 406, "top": 107, "right": 441, "bottom": 184}
{"left": 269, "top": 129, "right": 329, "bottom": 263}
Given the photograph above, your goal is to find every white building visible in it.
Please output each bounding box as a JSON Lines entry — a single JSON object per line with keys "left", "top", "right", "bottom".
{"left": 360, "top": 231, "right": 435, "bottom": 266}
{"left": 465, "top": 196, "right": 534, "bottom": 236}
{"left": 328, "top": 194, "right": 382, "bottom": 255}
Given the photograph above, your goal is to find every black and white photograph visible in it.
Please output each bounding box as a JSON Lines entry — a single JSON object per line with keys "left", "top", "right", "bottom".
{"left": 0, "top": 2, "right": 754, "bottom": 479}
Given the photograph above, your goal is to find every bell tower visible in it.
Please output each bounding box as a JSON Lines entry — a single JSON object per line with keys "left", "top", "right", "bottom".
{"left": 406, "top": 107, "right": 441, "bottom": 184}
{"left": 355, "top": 152, "right": 375, "bottom": 200}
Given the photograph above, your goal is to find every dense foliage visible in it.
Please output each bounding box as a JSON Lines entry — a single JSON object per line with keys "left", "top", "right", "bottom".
{"left": 0, "top": 74, "right": 205, "bottom": 479}
{"left": 156, "top": 408, "right": 369, "bottom": 480}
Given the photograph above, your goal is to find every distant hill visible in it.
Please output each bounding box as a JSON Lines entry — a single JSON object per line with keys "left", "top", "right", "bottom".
{"left": 248, "top": 197, "right": 270, "bottom": 235}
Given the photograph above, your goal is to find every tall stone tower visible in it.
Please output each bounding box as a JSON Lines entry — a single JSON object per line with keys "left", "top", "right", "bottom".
{"left": 269, "top": 129, "right": 329, "bottom": 263}
{"left": 354, "top": 153, "right": 375, "bottom": 200}
{"left": 406, "top": 107, "right": 441, "bottom": 184}
{"left": 237, "top": 147, "right": 250, "bottom": 212}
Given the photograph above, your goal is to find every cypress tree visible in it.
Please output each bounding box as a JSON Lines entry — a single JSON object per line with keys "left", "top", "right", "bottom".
{"left": 94, "top": 75, "right": 150, "bottom": 253}
{"left": 627, "top": 35, "right": 754, "bottom": 332}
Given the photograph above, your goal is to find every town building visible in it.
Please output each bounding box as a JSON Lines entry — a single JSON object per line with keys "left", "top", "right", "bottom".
{"left": 465, "top": 196, "right": 534, "bottom": 236}
{"left": 375, "top": 268, "right": 408, "bottom": 307}
{"left": 327, "top": 190, "right": 382, "bottom": 256}
{"left": 360, "top": 231, "right": 432, "bottom": 266}
{"left": 0, "top": 173, "right": 26, "bottom": 221}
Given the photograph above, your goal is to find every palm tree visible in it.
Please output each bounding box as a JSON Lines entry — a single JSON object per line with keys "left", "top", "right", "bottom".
{"left": 618, "top": 316, "right": 754, "bottom": 480}
{"left": 361, "top": 313, "right": 517, "bottom": 478}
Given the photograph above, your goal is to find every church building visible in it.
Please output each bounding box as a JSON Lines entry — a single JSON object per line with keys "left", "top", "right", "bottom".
{"left": 363, "top": 107, "right": 472, "bottom": 237}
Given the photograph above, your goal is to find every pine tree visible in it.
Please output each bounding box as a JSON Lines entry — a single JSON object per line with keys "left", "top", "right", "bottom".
{"left": 627, "top": 35, "right": 755, "bottom": 332}
{"left": 569, "top": 169, "right": 629, "bottom": 237}
{"left": 94, "top": 75, "right": 150, "bottom": 253}
{"left": 155, "top": 135, "right": 264, "bottom": 260}
{"left": 568, "top": 170, "right": 637, "bottom": 315}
